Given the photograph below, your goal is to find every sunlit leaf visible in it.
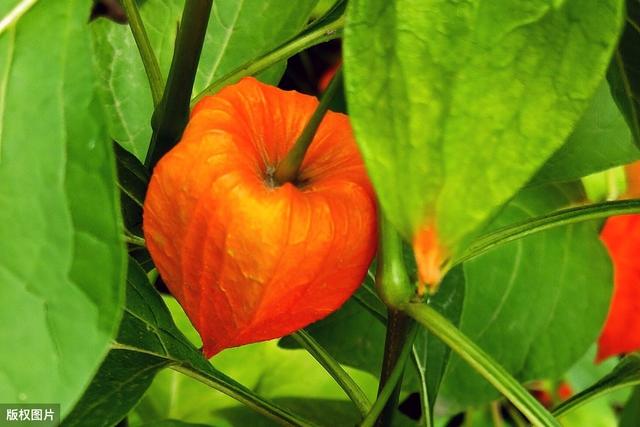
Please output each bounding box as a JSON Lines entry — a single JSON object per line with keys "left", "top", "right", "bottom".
{"left": 344, "top": 0, "right": 624, "bottom": 285}
{"left": 0, "top": 0, "right": 125, "bottom": 416}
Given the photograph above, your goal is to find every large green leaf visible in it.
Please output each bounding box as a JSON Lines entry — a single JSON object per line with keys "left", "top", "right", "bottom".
{"left": 534, "top": 81, "right": 639, "bottom": 185}
{"left": 63, "top": 260, "right": 175, "bottom": 426}
{"left": 608, "top": 0, "right": 640, "bottom": 146}
{"left": 91, "top": 0, "right": 318, "bottom": 162}
{"left": 0, "top": 0, "right": 125, "bottom": 417}
{"left": 65, "top": 260, "right": 338, "bottom": 426}
{"left": 438, "top": 183, "right": 613, "bottom": 411}
{"left": 132, "top": 296, "right": 377, "bottom": 427}
{"left": 344, "top": 0, "right": 624, "bottom": 261}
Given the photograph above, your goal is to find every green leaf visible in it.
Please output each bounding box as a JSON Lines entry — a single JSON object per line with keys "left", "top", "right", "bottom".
{"left": 133, "top": 296, "right": 377, "bottom": 427}
{"left": 63, "top": 349, "right": 169, "bottom": 426}
{"left": 114, "top": 141, "right": 149, "bottom": 237}
{"left": 552, "top": 353, "right": 640, "bottom": 417}
{"left": 63, "top": 260, "right": 183, "bottom": 427}
{"left": 439, "top": 183, "right": 613, "bottom": 411}
{"left": 608, "top": 0, "right": 640, "bottom": 146}
{"left": 344, "top": 0, "right": 624, "bottom": 259}
{"left": 91, "top": 0, "right": 318, "bottom": 162}
{"left": 192, "top": 0, "right": 346, "bottom": 103}
{"left": 0, "top": 0, "right": 125, "bottom": 417}
{"left": 620, "top": 386, "right": 640, "bottom": 427}
{"left": 533, "top": 81, "right": 639, "bottom": 185}
{"left": 65, "top": 260, "right": 324, "bottom": 426}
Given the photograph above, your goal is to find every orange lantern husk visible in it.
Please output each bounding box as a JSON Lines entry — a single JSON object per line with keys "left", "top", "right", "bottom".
{"left": 597, "top": 213, "right": 640, "bottom": 362}
{"left": 596, "top": 161, "right": 640, "bottom": 362}
{"left": 143, "top": 77, "right": 377, "bottom": 357}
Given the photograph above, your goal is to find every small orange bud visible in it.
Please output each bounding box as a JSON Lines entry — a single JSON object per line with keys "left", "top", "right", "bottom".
{"left": 556, "top": 382, "right": 572, "bottom": 401}
{"left": 412, "top": 224, "right": 446, "bottom": 294}
{"left": 143, "top": 78, "right": 377, "bottom": 357}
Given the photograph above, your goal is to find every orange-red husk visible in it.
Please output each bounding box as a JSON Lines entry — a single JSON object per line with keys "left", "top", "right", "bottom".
{"left": 597, "top": 214, "right": 640, "bottom": 362}
{"left": 143, "top": 77, "right": 377, "bottom": 357}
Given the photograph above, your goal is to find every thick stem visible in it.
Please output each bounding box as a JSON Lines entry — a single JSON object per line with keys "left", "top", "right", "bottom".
{"left": 145, "top": 0, "right": 213, "bottom": 169}
{"left": 375, "top": 310, "right": 414, "bottom": 427}
{"left": 360, "top": 322, "right": 417, "bottom": 427}
{"left": 273, "top": 67, "right": 343, "bottom": 185}
{"left": 372, "top": 211, "right": 417, "bottom": 426}
{"left": 121, "top": 0, "right": 163, "bottom": 105}
{"left": 375, "top": 212, "right": 415, "bottom": 307}
{"left": 402, "top": 303, "right": 559, "bottom": 427}
{"left": 291, "top": 329, "right": 371, "bottom": 417}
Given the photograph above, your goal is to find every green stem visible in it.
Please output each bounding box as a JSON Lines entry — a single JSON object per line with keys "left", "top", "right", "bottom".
{"left": 121, "top": 0, "right": 163, "bottom": 106}
{"left": 145, "top": 0, "right": 213, "bottom": 168}
{"left": 273, "top": 67, "right": 343, "bottom": 185}
{"left": 191, "top": 16, "right": 345, "bottom": 105}
{"left": 411, "top": 347, "right": 432, "bottom": 427}
{"left": 124, "top": 234, "right": 146, "bottom": 247}
{"left": 375, "top": 213, "right": 415, "bottom": 307}
{"left": 291, "top": 329, "right": 371, "bottom": 417}
{"left": 402, "top": 303, "right": 559, "bottom": 427}
{"left": 453, "top": 198, "right": 640, "bottom": 266}
{"left": 361, "top": 323, "right": 418, "bottom": 427}
{"left": 171, "top": 364, "right": 316, "bottom": 427}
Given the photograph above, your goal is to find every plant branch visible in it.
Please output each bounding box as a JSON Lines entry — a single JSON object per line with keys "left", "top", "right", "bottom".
{"left": 402, "top": 303, "right": 559, "bottom": 427}
{"left": 121, "top": 0, "right": 163, "bottom": 105}
{"left": 124, "top": 233, "right": 145, "bottom": 247}
{"left": 374, "top": 310, "right": 414, "bottom": 426}
{"left": 273, "top": 67, "right": 343, "bottom": 185}
{"left": 191, "top": 15, "right": 345, "bottom": 105}
{"left": 453, "top": 198, "right": 640, "bottom": 266}
{"left": 291, "top": 329, "right": 371, "bottom": 417}
{"left": 411, "top": 347, "right": 432, "bottom": 427}
{"left": 145, "top": 0, "right": 213, "bottom": 168}
{"left": 171, "top": 363, "right": 316, "bottom": 427}
{"left": 361, "top": 323, "right": 417, "bottom": 427}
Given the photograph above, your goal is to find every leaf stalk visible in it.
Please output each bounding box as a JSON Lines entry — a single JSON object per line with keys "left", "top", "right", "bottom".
{"left": 121, "top": 0, "right": 163, "bottom": 105}
{"left": 273, "top": 67, "right": 343, "bottom": 185}
{"left": 291, "top": 329, "right": 371, "bottom": 417}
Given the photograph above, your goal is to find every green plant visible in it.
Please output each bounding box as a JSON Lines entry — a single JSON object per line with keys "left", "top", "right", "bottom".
{"left": 2, "top": 0, "right": 640, "bottom": 426}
